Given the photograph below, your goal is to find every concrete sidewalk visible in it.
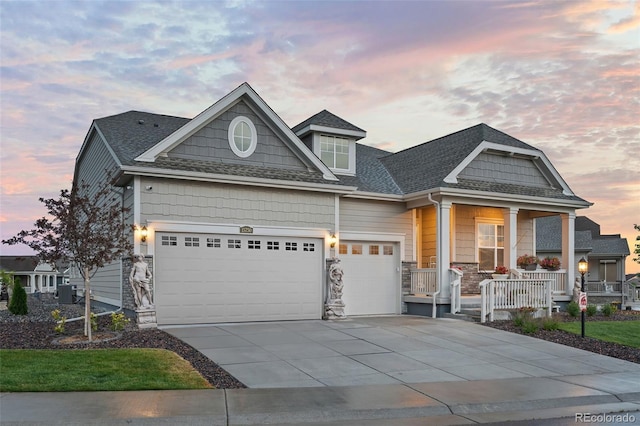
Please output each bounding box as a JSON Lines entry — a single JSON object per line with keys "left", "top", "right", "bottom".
{"left": 1, "top": 373, "right": 639, "bottom": 425}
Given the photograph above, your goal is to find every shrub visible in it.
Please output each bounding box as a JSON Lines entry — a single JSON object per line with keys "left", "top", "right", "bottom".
{"left": 90, "top": 313, "right": 98, "bottom": 332}
{"left": 586, "top": 304, "right": 597, "bottom": 317}
{"left": 8, "top": 278, "right": 28, "bottom": 315}
{"left": 52, "top": 309, "right": 66, "bottom": 334}
{"left": 521, "top": 320, "right": 539, "bottom": 334}
{"left": 541, "top": 317, "right": 559, "bottom": 331}
{"left": 601, "top": 303, "right": 617, "bottom": 317}
{"left": 110, "top": 312, "right": 130, "bottom": 331}
{"left": 566, "top": 301, "right": 580, "bottom": 317}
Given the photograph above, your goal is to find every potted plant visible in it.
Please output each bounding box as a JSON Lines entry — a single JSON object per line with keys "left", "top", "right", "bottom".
{"left": 492, "top": 265, "right": 509, "bottom": 279}
{"left": 517, "top": 254, "right": 538, "bottom": 271}
{"left": 539, "top": 256, "right": 560, "bottom": 271}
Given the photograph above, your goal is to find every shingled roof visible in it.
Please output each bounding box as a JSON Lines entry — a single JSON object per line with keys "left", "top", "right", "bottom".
{"left": 536, "top": 215, "right": 629, "bottom": 256}
{"left": 292, "top": 110, "right": 366, "bottom": 135}
{"left": 89, "top": 100, "right": 588, "bottom": 204}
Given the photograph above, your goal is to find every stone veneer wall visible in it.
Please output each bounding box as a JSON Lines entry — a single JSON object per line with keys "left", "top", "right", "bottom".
{"left": 451, "top": 262, "right": 483, "bottom": 294}
{"left": 401, "top": 261, "right": 416, "bottom": 313}
{"left": 121, "top": 255, "right": 154, "bottom": 315}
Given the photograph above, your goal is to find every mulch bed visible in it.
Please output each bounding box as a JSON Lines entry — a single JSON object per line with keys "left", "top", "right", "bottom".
{"left": 482, "top": 310, "right": 640, "bottom": 364}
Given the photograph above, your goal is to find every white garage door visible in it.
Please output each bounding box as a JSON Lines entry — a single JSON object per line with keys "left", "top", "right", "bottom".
{"left": 338, "top": 241, "right": 400, "bottom": 316}
{"left": 154, "top": 232, "right": 323, "bottom": 325}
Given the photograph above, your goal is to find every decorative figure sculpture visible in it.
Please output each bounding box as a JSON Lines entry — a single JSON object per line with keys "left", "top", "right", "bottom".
{"left": 325, "top": 258, "right": 346, "bottom": 319}
{"left": 129, "top": 254, "right": 153, "bottom": 309}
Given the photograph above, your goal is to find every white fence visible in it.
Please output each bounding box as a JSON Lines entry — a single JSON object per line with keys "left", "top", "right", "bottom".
{"left": 480, "top": 278, "right": 553, "bottom": 323}
{"left": 450, "top": 268, "right": 463, "bottom": 314}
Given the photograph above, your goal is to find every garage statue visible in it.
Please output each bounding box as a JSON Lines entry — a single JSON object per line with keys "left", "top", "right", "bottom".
{"left": 130, "top": 254, "right": 154, "bottom": 309}
{"left": 325, "top": 258, "right": 346, "bottom": 319}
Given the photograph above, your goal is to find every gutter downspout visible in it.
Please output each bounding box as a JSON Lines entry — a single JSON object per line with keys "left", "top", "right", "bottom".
{"left": 427, "top": 193, "right": 440, "bottom": 319}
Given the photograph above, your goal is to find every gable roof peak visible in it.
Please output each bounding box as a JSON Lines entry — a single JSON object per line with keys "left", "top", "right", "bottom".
{"left": 292, "top": 109, "right": 366, "bottom": 140}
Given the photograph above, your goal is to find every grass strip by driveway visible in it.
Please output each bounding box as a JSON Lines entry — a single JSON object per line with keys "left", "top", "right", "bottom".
{"left": 0, "top": 348, "right": 212, "bottom": 392}
{"left": 557, "top": 320, "right": 640, "bottom": 348}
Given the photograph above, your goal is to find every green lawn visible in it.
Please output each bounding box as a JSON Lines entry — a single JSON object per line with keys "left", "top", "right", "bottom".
{"left": 557, "top": 320, "right": 640, "bottom": 348}
{"left": 0, "top": 349, "right": 212, "bottom": 392}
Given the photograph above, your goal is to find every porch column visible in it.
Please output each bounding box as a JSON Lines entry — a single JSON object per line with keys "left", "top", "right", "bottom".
{"left": 503, "top": 207, "right": 519, "bottom": 270}
{"left": 438, "top": 201, "right": 452, "bottom": 298}
{"left": 561, "top": 212, "right": 576, "bottom": 294}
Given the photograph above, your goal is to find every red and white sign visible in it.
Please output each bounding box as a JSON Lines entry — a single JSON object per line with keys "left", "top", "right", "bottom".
{"left": 579, "top": 292, "right": 588, "bottom": 312}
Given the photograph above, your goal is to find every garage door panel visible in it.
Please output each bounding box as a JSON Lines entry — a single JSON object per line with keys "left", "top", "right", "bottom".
{"left": 155, "top": 233, "right": 322, "bottom": 325}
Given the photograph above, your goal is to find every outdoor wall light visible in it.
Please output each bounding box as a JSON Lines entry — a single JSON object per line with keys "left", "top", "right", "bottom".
{"left": 329, "top": 234, "right": 337, "bottom": 248}
{"left": 140, "top": 226, "right": 148, "bottom": 243}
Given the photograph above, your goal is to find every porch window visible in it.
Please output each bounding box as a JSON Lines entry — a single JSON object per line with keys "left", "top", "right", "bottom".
{"left": 478, "top": 223, "right": 504, "bottom": 270}
{"left": 599, "top": 260, "right": 617, "bottom": 282}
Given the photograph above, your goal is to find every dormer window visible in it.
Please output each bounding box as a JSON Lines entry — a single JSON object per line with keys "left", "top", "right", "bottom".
{"left": 320, "top": 135, "right": 349, "bottom": 170}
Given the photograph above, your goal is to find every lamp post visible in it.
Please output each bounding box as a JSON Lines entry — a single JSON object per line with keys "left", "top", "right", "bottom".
{"left": 578, "top": 257, "right": 588, "bottom": 338}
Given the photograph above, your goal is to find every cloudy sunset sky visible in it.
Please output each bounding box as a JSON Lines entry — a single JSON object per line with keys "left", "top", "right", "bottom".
{"left": 1, "top": 0, "right": 638, "bottom": 273}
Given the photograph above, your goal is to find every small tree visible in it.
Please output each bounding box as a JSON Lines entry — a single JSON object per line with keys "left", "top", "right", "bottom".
{"left": 2, "top": 175, "right": 133, "bottom": 341}
{"left": 8, "top": 277, "right": 28, "bottom": 315}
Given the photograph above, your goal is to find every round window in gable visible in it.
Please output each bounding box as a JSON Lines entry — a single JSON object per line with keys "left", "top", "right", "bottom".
{"left": 228, "top": 116, "right": 257, "bottom": 158}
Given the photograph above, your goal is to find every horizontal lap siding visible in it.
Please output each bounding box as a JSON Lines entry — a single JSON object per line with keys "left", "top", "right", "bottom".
{"left": 71, "top": 131, "right": 123, "bottom": 303}
{"left": 141, "top": 178, "right": 335, "bottom": 229}
{"left": 340, "top": 198, "right": 412, "bottom": 261}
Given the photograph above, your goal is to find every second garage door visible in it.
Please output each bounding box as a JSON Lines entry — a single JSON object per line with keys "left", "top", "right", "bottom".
{"left": 154, "top": 233, "right": 323, "bottom": 325}
{"left": 338, "top": 241, "right": 400, "bottom": 316}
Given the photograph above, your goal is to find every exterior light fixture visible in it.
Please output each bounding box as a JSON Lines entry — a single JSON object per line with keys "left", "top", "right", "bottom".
{"left": 329, "top": 234, "right": 337, "bottom": 248}
{"left": 140, "top": 226, "right": 148, "bottom": 242}
{"left": 578, "top": 257, "right": 588, "bottom": 338}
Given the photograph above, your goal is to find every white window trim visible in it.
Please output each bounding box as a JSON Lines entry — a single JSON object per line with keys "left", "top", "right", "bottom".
{"left": 312, "top": 133, "right": 356, "bottom": 175}
{"left": 474, "top": 217, "right": 505, "bottom": 268}
{"left": 228, "top": 116, "right": 257, "bottom": 158}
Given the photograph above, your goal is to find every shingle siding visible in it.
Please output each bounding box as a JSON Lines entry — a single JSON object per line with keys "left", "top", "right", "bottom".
{"left": 169, "top": 101, "right": 308, "bottom": 171}
{"left": 459, "top": 152, "right": 550, "bottom": 187}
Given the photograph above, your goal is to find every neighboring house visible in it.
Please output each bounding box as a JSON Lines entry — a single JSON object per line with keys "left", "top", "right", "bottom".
{"left": 0, "top": 256, "right": 66, "bottom": 294}
{"left": 71, "top": 82, "right": 591, "bottom": 326}
{"left": 536, "top": 216, "right": 629, "bottom": 293}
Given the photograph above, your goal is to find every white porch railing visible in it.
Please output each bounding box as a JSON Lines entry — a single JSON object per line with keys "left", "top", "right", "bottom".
{"left": 450, "top": 268, "right": 463, "bottom": 314}
{"left": 623, "top": 281, "right": 640, "bottom": 309}
{"left": 513, "top": 269, "right": 567, "bottom": 295}
{"left": 410, "top": 268, "right": 437, "bottom": 295}
{"left": 480, "top": 278, "right": 553, "bottom": 323}
{"left": 410, "top": 268, "right": 464, "bottom": 318}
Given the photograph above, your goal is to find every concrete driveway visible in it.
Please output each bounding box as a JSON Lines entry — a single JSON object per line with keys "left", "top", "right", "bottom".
{"left": 163, "top": 315, "right": 640, "bottom": 389}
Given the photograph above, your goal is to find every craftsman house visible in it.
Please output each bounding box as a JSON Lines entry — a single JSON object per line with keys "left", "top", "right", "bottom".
{"left": 71, "top": 82, "right": 591, "bottom": 326}
{"left": 0, "top": 256, "right": 66, "bottom": 294}
{"left": 536, "top": 215, "right": 629, "bottom": 297}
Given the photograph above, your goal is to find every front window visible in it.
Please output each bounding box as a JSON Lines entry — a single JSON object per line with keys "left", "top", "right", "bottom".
{"left": 478, "top": 223, "right": 504, "bottom": 270}
{"left": 320, "top": 135, "right": 349, "bottom": 169}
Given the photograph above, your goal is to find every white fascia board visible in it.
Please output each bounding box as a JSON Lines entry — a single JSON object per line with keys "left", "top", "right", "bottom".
{"left": 308, "top": 125, "right": 366, "bottom": 139}
{"left": 134, "top": 83, "right": 338, "bottom": 182}
{"left": 120, "top": 166, "right": 356, "bottom": 194}
{"left": 422, "top": 187, "right": 591, "bottom": 209}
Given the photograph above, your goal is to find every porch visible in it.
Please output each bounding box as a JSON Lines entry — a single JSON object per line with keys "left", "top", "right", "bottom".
{"left": 404, "top": 267, "right": 570, "bottom": 321}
